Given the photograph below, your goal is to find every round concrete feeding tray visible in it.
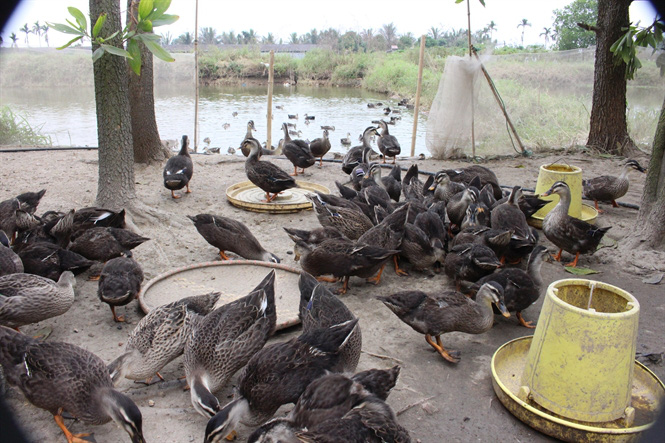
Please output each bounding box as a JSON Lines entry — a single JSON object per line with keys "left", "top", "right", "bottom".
{"left": 226, "top": 180, "right": 330, "bottom": 213}
{"left": 491, "top": 279, "right": 665, "bottom": 441}
{"left": 139, "top": 260, "right": 302, "bottom": 330}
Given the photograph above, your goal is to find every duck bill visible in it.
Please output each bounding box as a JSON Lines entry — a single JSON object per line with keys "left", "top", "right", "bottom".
{"left": 540, "top": 190, "right": 552, "bottom": 197}
{"left": 495, "top": 301, "right": 510, "bottom": 318}
{"left": 428, "top": 185, "right": 436, "bottom": 191}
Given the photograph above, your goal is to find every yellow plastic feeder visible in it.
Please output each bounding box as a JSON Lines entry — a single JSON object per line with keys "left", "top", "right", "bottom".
{"left": 530, "top": 163, "right": 597, "bottom": 228}
{"left": 521, "top": 279, "right": 639, "bottom": 423}
{"left": 491, "top": 279, "right": 665, "bottom": 442}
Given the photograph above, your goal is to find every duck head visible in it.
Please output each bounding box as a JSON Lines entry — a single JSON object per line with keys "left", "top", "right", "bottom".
{"left": 204, "top": 398, "right": 250, "bottom": 443}
{"left": 478, "top": 281, "right": 510, "bottom": 318}
{"left": 103, "top": 389, "right": 146, "bottom": 443}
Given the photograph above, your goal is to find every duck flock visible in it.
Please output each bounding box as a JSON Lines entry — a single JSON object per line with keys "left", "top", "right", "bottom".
{"left": 0, "top": 110, "right": 646, "bottom": 442}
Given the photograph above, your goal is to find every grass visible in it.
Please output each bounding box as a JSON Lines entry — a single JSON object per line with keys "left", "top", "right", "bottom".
{"left": 0, "top": 106, "right": 52, "bottom": 146}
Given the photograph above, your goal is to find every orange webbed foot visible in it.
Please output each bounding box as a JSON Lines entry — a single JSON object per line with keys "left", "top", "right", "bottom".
{"left": 516, "top": 311, "right": 536, "bottom": 329}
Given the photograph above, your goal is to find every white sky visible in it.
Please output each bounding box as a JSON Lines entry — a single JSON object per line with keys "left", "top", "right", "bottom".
{"left": 1, "top": 0, "right": 660, "bottom": 48}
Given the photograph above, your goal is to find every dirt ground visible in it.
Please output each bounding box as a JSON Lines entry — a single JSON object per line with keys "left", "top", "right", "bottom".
{"left": 1, "top": 147, "right": 664, "bottom": 443}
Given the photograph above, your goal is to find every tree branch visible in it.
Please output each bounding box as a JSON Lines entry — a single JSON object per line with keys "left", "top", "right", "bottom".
{"left": 577, "top": 22, "right": 600, "bottom": 33}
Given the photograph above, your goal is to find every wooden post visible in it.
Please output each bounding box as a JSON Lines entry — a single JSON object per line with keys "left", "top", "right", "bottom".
{"left": 411, "top": 35, "right": 426, "bottom": 157}
{"left": 467, "top": 0, "right": 475, "bottom": 158}
{"left": 266, "top": 50, "right": 274, "bottom": 149}
{"left": 193, "top": 0, "right": 199, "bottom": 152}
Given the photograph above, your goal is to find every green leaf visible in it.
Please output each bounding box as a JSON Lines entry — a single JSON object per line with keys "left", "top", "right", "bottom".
{"left": 140, "top": 37, "right": 175, "bottom": 62}
{"left": 478, "top": 0, "right": 485, "bottom": 6}
{"left": 564, "top": 267, "right": 600, "bottom": 275}
{"left": 127, "top": 39, "right": 142, "bottom": 75}
{"left": 138, "top": 0, "right": 154, "bottom": 20}
{"left": 153, "top": 0, "right": 171, "bottom": 17}
{"left": 151, "top": 14, "right": 179, "bottom": 27}
{"left": 139, "top": 20, "right": 153, "bottom": 32}
{"left": 48, "top": 22, "right": 83, "bottom": 36}
{"left": 56, "top": 35, "right": 82, "bottom": 50}
{"left": 100, "top": 43, "right": 133, "bottom": 59}
{"left": 68, "top": 7, "right": 87, "bottom": 32}
{"left": 135, "top": 33, "right": 161, "bottom": 42}
{"left": 91, "top": 47, "right": 104, "bottom": 62}
{"left": 92, "top": 13, "right": 106, "bottom": 38}
{"left": 105, "top": 30, "right": 120, "bottom": 41}
{"left": 455, "top": 0, "right": 464, "bottom": 3}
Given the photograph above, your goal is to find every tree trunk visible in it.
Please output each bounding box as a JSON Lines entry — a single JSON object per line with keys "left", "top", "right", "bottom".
{"left": 90, "top": 0, "right": 136, "bottom": 210}
{"left": 625, "top": 94, "right": 665, "bottom": 250}
{"left": 586, "top": 0, "right": 633, "bottom": 155}
{"left": 127, "top": 0, "right": 170, "bottom": 164}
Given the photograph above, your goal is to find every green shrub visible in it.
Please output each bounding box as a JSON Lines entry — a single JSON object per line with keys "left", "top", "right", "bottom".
{"left": 0, "top": 106, "right": 52, "bottom": 146}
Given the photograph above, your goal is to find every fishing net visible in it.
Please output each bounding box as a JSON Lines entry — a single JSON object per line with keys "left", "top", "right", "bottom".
{"left": 426, "top": 55, "right": 483, "bottom": 159}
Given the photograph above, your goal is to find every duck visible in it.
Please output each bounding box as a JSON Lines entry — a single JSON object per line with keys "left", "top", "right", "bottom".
{"left": 243, "top": 138, "right": 297, "bottom": 202}
{"left": 461, "top": 202, "right": 490, "bottom": 229}
{"left": 0, "top": 189, "right": 46, "bottom": 241}
{"left": 376, "top": 120, "right": 401, "bottom": 164}
{"left": 248, "top": 367, "right": 401, "bottom": 442}
{"left": 360, "top": 165, "right": 395, "bottom": 214}
{"left": 320, "top": 125, "right": 335, "bottom": 131}
{"left": 287, "top": 235, "right": 398, "bottom": 294}
{"left": 0, "top": 271, "right": 76, "bottom": 330}
{"left": 68, "top": 226, "right": 150, "bottom": 263}
{"left": 452, "top": 225, "right": 512, "bottom": 260}
{"left": 304, "top": 114, "right": 316, "bottom": 120}
{"left": 188, "top": 213, "right": 280, "bottom": 262}
{"left": 163, "top": 135, "right": 193, "bottom": 199}
{"left": 583, "top": 159, "right": 646, "bottom": 212}
{"left": 469, "top": 245, "right": 550, "bottom": 328}
{"left": 283, "top": 225, "right": 346, "bottom": 246}
{"left": 542, "top": 181, "right": 611, "bottom": 267}
{"left": 298, "top": 272, "right": 361, "bottom": 372}
{"left": 17, "top": 241, "right": 95, "bottom": 281}
{"left": 0, "top": 325, "right": 146, "bottom": 443}
{"left": 288, "top": 114, "right": 298, "bottom": 120}
{"left": 109, "top": 292, "right": 221, "bottom": 385}
{"left": 0, "top": 230, "right": 23, "bottom": 275}
{"left": 441, "top": 165, "right": 503, "bottom": 200}
{"left": 444, "top": 243, "right": 501, "bottom": 285}
{"left": 399, "top": 221, "right": 446, "bottom": 274}
{"left": 308, "top": 194, "right": 374, "bottom": 240}
{"left": 364, "top": 162, "right": 401, "bottom": 202}
{"left": 70, "top": 207, "right": 126, "bottom": 232}
{"left": 282, "top": 123, "right": 316, "bottom": 176}
{"left": 428, "top": 171, "right": 465, "bottom": 204}
{"left": 309, "top": 129, "right": 332, "bottom": 167}
{"left": 203, "top": 319, "right": 359, "bottom": 442}
{"left": 297, "top": 395, "right": 411, "bottom": 443}
{"left": 401, "top": 164, "right": 425, "bottom": 203}
{"left": 491, "top": 186, "right": 538, "bottom": 263}
{"left": 340, "top": 132, "right": 353, "bottom": 146}
{"left": 447, "top": 187, "right": 478, "bottom": 229}
{"left": 185, "top": 271, "right": 277, "bottom": 418}
{"left": 492, "top": 192, "right": 549, "bottom": 219}
{"left": 342, "top": 127, "right": 380, "bottom": 175}
{"left": 377, "top": 281, "right": 508, "bottom": 363}
{"left": 357, "top": 204, "right": 410, "bottom": 282}
{"left": 97, "top": 251, "right": 144, "bottom": 322}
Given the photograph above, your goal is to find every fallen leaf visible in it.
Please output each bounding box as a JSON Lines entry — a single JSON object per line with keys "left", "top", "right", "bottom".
{"left": 642, "top": 273, "right": 664, "bottom": 285}
{"left": 564, "top": 267, "right": 600, "bottom": 275}
{"left": 597, "top": 236, "right": 618, "bottom": 250}
{"left": 514, "top": 164, "right": 525, "bottom": 168}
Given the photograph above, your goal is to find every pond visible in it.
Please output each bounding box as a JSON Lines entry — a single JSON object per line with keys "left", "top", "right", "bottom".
{"left": 0, "top": 83, "right": 430, "bottom": 156}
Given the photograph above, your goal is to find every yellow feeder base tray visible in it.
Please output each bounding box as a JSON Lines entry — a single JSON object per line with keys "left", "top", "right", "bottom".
{"left": 226, "top": 180, "right": 330, "bottom": 213}
{"left": 528, "top": 203, "right": 598, "bottom": 229}
{"left": 491, "top": 336, "right": 664, "bottom": 442}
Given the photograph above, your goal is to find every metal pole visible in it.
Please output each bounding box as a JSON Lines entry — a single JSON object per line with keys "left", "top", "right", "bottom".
{"left": 193, "top": 0, "right": 199, "bottom": 152}
{"left": 267, "top": 50, "right": 274, "bottom": 149}
{"left": 411, "top": 35, "right": 426, "bottom": 157}
{"left": 467, "top": 0, "right": 475, "bottom": 158}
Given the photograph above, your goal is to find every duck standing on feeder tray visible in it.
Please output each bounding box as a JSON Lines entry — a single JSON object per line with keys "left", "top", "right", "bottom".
{"left": 541, "top": 181, "right": 611, "bottom": 267}
{"left": 163, "top": 135, "right": 193, "bottom": 199}
{"left": 242, "top": 138, "right": 297, "bottom": 202}
{"left": 281, "top": 123, "right": 315, "bottom": 176}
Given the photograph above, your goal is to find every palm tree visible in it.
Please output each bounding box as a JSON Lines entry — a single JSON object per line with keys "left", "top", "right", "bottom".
{"left": 219, "top": 31, "right": 236, "bottom": 45}
{"left": 175, "top": 31, "right": 193, "bottom": 45}
{"left": 199, "top": 27, "right": 219, "bottom": 45}
{"left": 20, "top": 23, "right": 30, "bottom": 46}
{"left": 10, "top": 32, "right": 18, "bottom": 48}
{"left": 263, "top": 32, "right": 275, "bottom": 44}
{"left": 41, "top": 24, "right": 49, "bottom": 46}
{"left": 289, "top": 32, "right": 299, "bottom": 44}
{"left": 32, "top": 21, "right": 41, "bottom": 46}
{"left": 160, "top": 31, "right": 173, "bottom": 46}
{"left": 487, "top": 21, "right": 497, "bottom": 41}
{"left": 428, "top": 26, "right": 441, "bottom": 40}
{"left": 379, "top": 22, "right": 397, "bottom": 48}
{"left": 517, "top": 18, "right": 531, "bottom": 47}
{"left": 540, "top": 27, "right": 552, "bottom": 47}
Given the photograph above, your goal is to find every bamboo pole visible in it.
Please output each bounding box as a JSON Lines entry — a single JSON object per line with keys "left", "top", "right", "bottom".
{"left": 193, "top": 0, "right": 199, "bottom": 152}
{"left": 266, "top": 50, "right": 274, "bottom": 149}
{"left": 467, "top": 0, "right": 475, "bottom": 158}
{"left": 411, "top": 35, "right": 426, "bottom": 157}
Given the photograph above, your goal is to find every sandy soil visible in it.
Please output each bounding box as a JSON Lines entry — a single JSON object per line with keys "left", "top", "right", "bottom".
{"left": 1, "top": 148, "right": 663, "bottom": 443}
